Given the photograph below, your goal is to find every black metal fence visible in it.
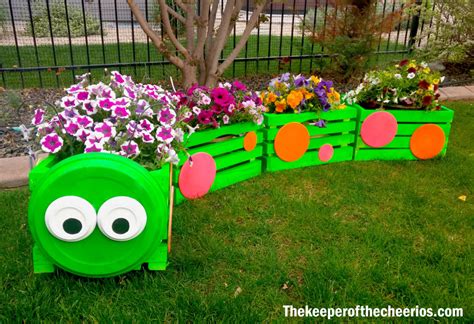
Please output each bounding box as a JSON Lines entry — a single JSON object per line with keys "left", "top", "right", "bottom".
{"left": 0, "top": 0, "right": 434, "bottom": 88}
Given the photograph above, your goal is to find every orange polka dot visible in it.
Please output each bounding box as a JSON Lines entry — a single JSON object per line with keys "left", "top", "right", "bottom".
{"left": 410, "top": 124, "right": 446, "bottom": 160}
{"left": 274, "top": 122, "right": 310, "bottom": 162}
{"left": 243, "top": 131, "right": 257, "bottom": 152}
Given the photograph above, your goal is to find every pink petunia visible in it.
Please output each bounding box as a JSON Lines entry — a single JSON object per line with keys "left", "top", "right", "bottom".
{"left": 40, "top": 133, "right": 64, "bottom": 153}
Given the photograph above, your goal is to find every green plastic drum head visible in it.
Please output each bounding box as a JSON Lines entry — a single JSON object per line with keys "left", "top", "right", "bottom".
{"left": 29, "top": 153, "right": 168, "bottom": 278}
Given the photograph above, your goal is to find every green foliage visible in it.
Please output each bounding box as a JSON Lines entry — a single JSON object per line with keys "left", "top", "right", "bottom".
{"left": 0, "top": 4, "right": 6, "bottom": 32}
{"left": 301, "top": 0, "right": 403, "bottom": 82}
{"left": 414, "top": 0, "right": 473, "bottom": 63}
{"left": 26, "top": 1, "right": 101, "bottom": 38}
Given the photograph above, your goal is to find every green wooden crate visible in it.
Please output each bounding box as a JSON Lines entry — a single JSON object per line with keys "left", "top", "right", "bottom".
{"left": 173, "top": 122, "right": 263, "bottom": 204}
{"left": 263, "top": 106, "right": 358, "bottom": 172}
{"left": 353, "top": 104, "right": 454, "bottom": 161}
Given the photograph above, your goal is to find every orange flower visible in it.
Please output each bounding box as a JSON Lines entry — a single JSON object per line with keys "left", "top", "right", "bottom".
{"left": 275, "top": 99, "right": 286, "bottom": 113}
{"left": 287, "top": 90, "right": 303, "bottom": 109}
{"left": 327, "top": 88, "right": 341, "bottom": 104}
{"left": 267, "top": 92, "right": 277, "bottom": 103}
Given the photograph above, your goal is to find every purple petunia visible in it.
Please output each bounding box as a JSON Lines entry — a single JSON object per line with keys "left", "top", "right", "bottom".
{"left": 32, "top": 108, "right": 45, "bottom": 125}
{"left": 157, "top": 107, "right": 177, "bottom": 126}
{"left": 40, "top": 133, "right": 64, "bottom": 153}
{"left": 94, "top": 121, "right": 116, "bottom": 139}
{"left": 155, "top": 126, "right": 175, "bottom": 144}
{"left": 211, "top": 87, "right": 234, "bottom": 107}
{"left": 112, "top": 106, "right": 131, "bottom": 119}
{"left": 120, "top": 140, "right": 140, "bottom": 157}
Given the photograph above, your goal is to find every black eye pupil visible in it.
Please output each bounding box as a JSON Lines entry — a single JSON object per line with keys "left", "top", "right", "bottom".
{"left": 112, "top": 218, "right": 130, "bottom": 234}
{"left": 63, "top": 218, "right": 82, "bottom": 234}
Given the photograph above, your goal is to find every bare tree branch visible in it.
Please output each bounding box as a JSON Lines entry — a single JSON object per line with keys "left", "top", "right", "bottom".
{"left": 205, "top": 0, "right": 220, "bottom": 58}
{"left": 127, "top": 0, "right": 184, "bottom": 69}
{"left": 166, "top": 5, "right": 186, "bottom": 24}
{"left": 158, "top": 0, "right": 193, "bottom": 61}
{"left": 218, "top": 2, "right": 266, "bottom": 74}
{"left": 208, "top": 0, "right": 236, "bottom": 67}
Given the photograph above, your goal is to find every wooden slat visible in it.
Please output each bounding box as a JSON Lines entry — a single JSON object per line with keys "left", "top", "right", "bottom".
{"left": 264, "top": 133, "right": 355, "bottom": 154}
{"left": 355, "top": 104, "right": 454, "bottom": 123}
{"left": 265, "top": 121, "right": 357, "bottom": 140}
{"left": 264, "top": 106, "right": 358, "bottom": 126}
{"left": 264, "top": 146, "right": 354, "bottom": 172}
{"left": 185, "top": 122, "right": 261, "bottom": 147}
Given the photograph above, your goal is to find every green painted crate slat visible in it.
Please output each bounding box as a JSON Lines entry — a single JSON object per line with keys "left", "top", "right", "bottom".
{"left": 174, "top": 160, "right": 262, "bottom": 205}
{"left": 354, "top": 104, "right": 454, "bottom": 161}
{"left": 264, "top": 106, "right": 358, "bottom": 126}
{"left": 357, "top": 104, "right": 454, "bottom": 123}
{"left": 177, "top": 132, "right": 264, "bottom": 166}
{"left": 265, "top": 133, "right": 355, "bottom": 155}
{"left": 174, "top": 122, "right": 264, "bottom": 203}
{"left": 264, "top": 120, "right": 357, "bottom": 140}
{"left": 263, "top": 109, "right": 358, "bottom": 172}
{"left": 264, "top": 146, "right": 354, "bottom": 172}
{"left": 185, "top": 122, "right": 259, "bottom": 147}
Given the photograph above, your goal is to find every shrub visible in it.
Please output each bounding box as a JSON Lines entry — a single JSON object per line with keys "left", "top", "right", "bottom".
{"left": 26, "top": 1, "right": 101, "bottom": 38}
{"left": 413, "top": 0, "right": 474, "bottom": 64}
{"left": 301, "top": 0, "right": 404, "bottom": 81}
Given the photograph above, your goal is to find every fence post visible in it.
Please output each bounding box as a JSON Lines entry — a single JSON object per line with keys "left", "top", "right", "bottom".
{"left": 408, "top": 0, "right": 423, "bottom": 52}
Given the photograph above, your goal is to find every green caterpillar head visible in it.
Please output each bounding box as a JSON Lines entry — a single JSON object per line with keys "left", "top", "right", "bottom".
{"left": 28, "top": 153, "right": 168, "bottom": 277}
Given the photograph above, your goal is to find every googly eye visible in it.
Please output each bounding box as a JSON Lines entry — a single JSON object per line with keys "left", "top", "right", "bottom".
{"left": 97, "top": 197, "right": 147, "bottom": 241}
{"left": 45, "top": 196, "right": 97, "bottom": 242}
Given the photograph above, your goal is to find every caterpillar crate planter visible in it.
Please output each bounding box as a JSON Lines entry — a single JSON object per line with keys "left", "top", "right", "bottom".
{"left": 28, "top": 153, "right": 171, "bottom": 278}
{"left": 353, "top": 104, "right": 454, "bottom": 161}
{"left": 262, "top": 106, "right": 358, "bottom": 172}
{"left": 174, "top": 122, "right": 264, "bottom": 204}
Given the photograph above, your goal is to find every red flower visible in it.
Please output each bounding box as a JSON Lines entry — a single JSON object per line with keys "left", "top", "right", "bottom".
{"left": 418, "top": 80, "right": 430, "bottom": 90}
{"left": 211, "top": 87, "right": 234, "bottom": 107}
{"left": 399, "top": 59, "right": 409, "bottom": 67}
{"left": 422, "top": 95, "right": 433, "bottom": 106}
{"left": 408, "top": 67, "right": 417, "bottom": 73}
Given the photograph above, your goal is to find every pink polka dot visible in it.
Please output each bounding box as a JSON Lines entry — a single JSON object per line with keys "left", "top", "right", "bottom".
{"left": 318, "top": 144, "right": 334, "bottom": 162}
{"left": 179, "top": 152, "right": 216, "bottom": 199}
{"left": 360, "top": 111, "right": 398, "bottom": 148}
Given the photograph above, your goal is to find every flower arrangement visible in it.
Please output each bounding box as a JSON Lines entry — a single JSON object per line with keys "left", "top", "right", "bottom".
{"left": 31, "top": 71, "right": 189, "bottom": 169}
{"left": 260, "top": 73, "right": 346, "bottom": 114}
{"left": 345, "top": 59, "right": 445, "bottom": 110}
{"left": 172, "top": 81, "right": 266, "bottom": 131}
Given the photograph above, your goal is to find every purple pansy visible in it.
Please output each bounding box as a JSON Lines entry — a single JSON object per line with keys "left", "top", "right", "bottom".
{"left": 294, "top": 74, "right": 309, "bottom": 87}
{"left": 40, "top": 133, "right": 64, "bottom": 153}
{"left": 32, "top": 108, "right": 45, "bottom": 125}
{"left": 155, "top": 126, "right": 175, "bottom": 144}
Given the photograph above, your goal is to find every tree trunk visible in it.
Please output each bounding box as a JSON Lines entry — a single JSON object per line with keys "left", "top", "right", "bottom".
{"left": 182, "top": 65, "right": 198, "bottom": 89}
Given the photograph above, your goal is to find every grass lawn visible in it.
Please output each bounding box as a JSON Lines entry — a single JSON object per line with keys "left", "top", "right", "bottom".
{"left": 1, "top": 101, "right": 472, "bottom": 321}
{"left": 0, "top": 35, "right": 408, "bottom": 88}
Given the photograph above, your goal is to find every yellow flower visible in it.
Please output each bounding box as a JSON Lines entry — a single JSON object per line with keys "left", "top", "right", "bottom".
{"left": 334, "top": 103, "right": 346, "bottom": 110}
{"left": 433, "top": 78, "right": 440, "bottom": 85}
{"left": 327, "top": 88, "right": 341, "bottom": 104}
{"left": 287, "top": 90, "right": 304, "bottom": 110}
{"left": 408, "top": 62, "right": 417, "bottom": 69}
{"left": 275, "top": 99, "right": 287, "bottom": 113}
{"left": 310, "top": 75, "right": 320, "bottom": 85}
{"left": 423, "top": 67, "right": 431, "bottom": 74}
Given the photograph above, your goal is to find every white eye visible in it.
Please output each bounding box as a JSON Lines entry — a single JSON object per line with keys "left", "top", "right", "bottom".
{"left": 97, "top": 197, "right": 147, "bottom": 241}
{"left": 45, "top": 196, "right": 97, "bottom": 242}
